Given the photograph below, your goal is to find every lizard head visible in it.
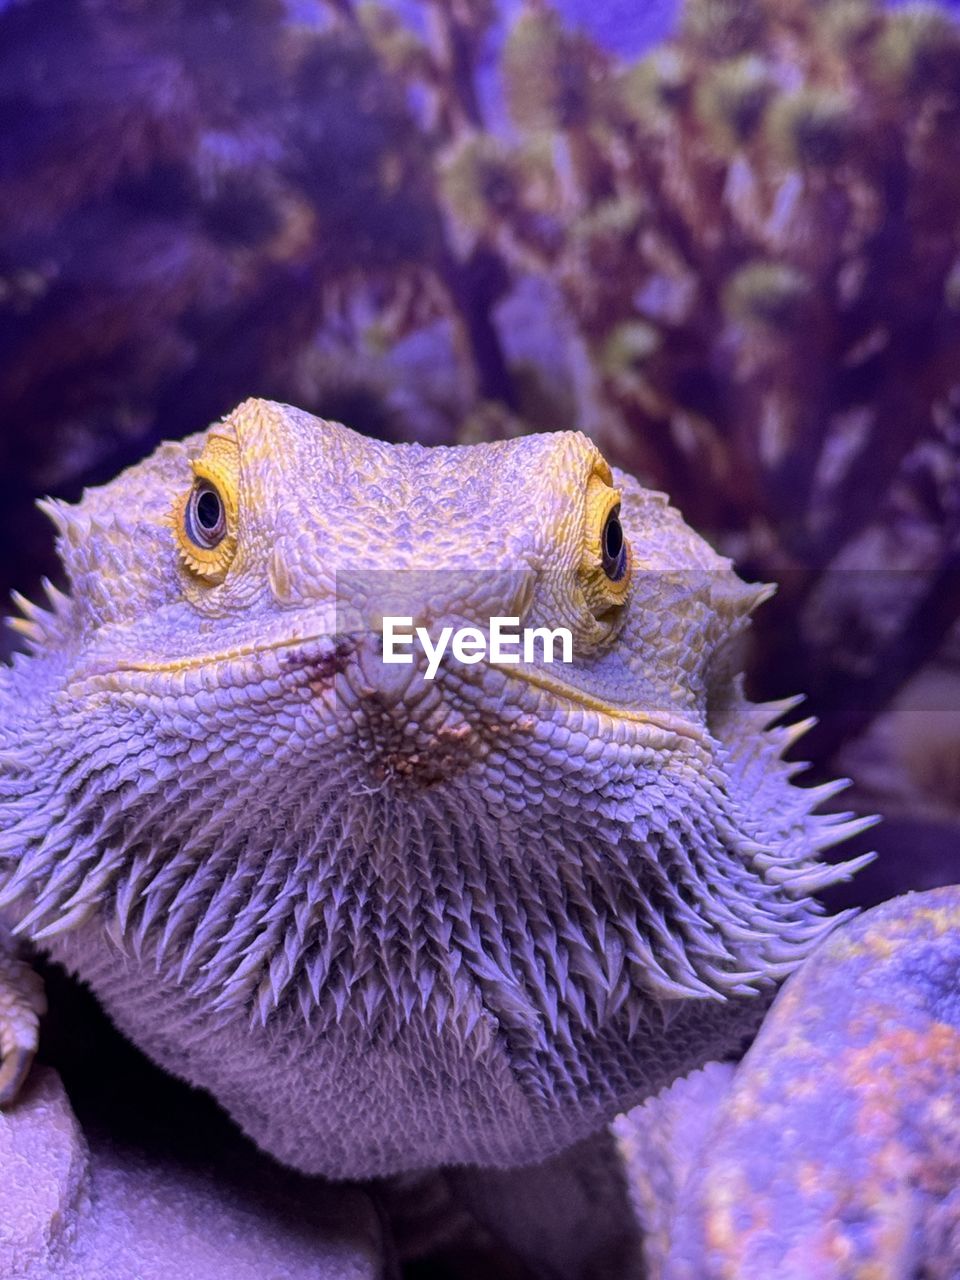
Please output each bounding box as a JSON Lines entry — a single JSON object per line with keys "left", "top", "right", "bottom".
{"left": 0, "top": 398, "right": 871, "bottom": 1143}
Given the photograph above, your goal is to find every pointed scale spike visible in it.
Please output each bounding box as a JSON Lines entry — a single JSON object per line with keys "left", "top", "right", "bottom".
{"left": 41, "top": 577, "right": 70, "bottom": 614}
{"left": 14, "top": 871, "right": 86, "bottom": 936}
{"left": 780, "top": 716, "right": 818, "bottom": 751}
{"left": 763, "top": 851, "right": 877, "bottom": 891}
{"left": 758, "top": 693, "right": 806, "bottom": 729}
{"left": 626, "top": 930, "right": 725, "bottom": 1002}
{"left": 9, "top": 591, "right": 51, "bottom": 631}
{"left": 811, "top": 814, "right": 881, "bottom": 851}
{"left": 36, "top": 497, "right": 70, "bottom": 537}
{"left": 801, "top": 777, "right": 853, "bottom": 810}
{"left": 0, "top": 865, "right": 39, "bottom": 912}
{"left": 825, "top": 851, "right": 878, "bottom": 882}
{"left": 5, "top": 616, "right": 42, "bottom": 644}
{"left": 697, "top": 962, "right": 769, "bottom": 989}
{"left": 296, "top": 983, "right": 314, "bottom": 1025}
{"left": 750, "top": 581, "right": 777, "bottom": 610}
{"left": 31, "top": 897, "right": 98, "bottom": 941}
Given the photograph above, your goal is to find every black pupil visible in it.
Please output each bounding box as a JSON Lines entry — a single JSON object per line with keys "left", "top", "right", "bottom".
{"left": 196, "top": 488, "right": 221, "bottom": 531}
{"left": 604, "top": 513, "right": 623, "bottom": 561}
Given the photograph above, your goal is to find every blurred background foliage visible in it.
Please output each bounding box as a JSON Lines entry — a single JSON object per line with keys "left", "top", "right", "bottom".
{"left": 3, "top": 0, "right": 960, "bottom": 904}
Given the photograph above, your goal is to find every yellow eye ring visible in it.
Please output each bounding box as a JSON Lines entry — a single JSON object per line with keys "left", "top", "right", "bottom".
{"left": 172, "top": 431, "right": 240, "bottom": 585}
{"left": 581, "top": 471, "right": 632, "bottom": 615}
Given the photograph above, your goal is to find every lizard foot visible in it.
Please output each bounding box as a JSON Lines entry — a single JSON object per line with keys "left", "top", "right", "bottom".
{"left": 0, "top": 950, "right": 46, "bottom": 1106}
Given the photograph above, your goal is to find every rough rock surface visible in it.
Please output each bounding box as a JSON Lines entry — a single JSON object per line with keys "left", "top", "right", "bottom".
{"left": 613, "top": 1061, "right": 736, "bottom": 1277}
{"left": 616, "top": 887, "right": 960, "bottom": 1279}
{"left": 1, "top": 1066, "right": 385, "bottom": 1280}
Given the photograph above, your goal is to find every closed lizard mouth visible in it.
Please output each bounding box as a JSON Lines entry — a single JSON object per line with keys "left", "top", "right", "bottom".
{"left": 75, "top": 626, "right": 705, "bottom": 746}
{"left": 501, "top": 663, "right": 708, "bottom": 745}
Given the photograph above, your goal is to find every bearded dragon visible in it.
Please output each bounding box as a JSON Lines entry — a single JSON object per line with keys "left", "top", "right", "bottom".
{"left": 0, "top": 397, "right": 874, "bottom": 1180}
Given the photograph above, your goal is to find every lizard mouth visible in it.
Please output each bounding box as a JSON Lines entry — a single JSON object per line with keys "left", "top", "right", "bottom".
{"left": 74, "top": 625, "right": 706, "bottom": 749}
{"left": 501, "top": 664, "right": 708, "bottom": 745}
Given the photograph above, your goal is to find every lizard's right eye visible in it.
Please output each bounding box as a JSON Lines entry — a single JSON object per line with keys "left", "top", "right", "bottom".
{"left": 185, "top": 482, "right": 226, "bottom": 549}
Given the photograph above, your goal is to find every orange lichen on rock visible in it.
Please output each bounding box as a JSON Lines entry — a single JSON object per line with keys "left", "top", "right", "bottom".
{"left": 618, "top": 886, "right": 960, "bottom": 1279}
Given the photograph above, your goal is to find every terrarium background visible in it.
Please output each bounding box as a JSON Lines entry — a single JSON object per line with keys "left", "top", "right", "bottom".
{"left": 3, "top": 0, "right": 960, "bottom": 921}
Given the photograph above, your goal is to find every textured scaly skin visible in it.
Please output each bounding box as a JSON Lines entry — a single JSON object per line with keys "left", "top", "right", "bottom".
{"left": 0, "top": 399, "right": 869, "bottom": 1177}
{"left": 616, "top": 887, "right": 960, "bottom": 1279}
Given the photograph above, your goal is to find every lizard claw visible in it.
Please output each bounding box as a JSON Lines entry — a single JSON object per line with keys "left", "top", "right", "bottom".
{"left": 0, "top": 950, "right": 46, "bottom": 1106}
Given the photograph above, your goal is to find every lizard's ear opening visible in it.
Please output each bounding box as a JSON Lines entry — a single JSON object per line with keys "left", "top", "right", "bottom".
{"left": 172, "top": 427, "right": 241, "bottom": 585}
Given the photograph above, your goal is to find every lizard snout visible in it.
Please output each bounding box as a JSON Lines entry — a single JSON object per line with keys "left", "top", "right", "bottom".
{"left": 329, "top": 630, "right": 502, "bottom": 787}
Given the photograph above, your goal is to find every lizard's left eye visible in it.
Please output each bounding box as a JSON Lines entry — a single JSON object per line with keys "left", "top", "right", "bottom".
{"left": 601, "top": 505, "right": 627, "bottom": 581}
{"left": 579, "top": 469, "right": 631, "bottom": 618}
{"left": 185, "top": 482, "right": 226, "bottom": 548}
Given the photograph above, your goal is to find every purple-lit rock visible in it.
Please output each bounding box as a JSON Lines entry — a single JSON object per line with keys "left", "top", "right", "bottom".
{"left": 617, "top": 887, "right": 960, "bottom": 1278}
{"left": 2, "top": 1068, "right": 384, "bottom": 1280}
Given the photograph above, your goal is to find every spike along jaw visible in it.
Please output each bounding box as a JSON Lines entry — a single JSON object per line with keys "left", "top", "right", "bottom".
{"left": 703, "top": 600, "right": 879, "bottom": 909}
{"left": 0, "top": 429, "right": 221, "bottom": 940}
{"left": 692, "top": 674, "right": 878, "bottom": 975}
{"left": 548, "top": 477, "right": 879, "bottom": 1013}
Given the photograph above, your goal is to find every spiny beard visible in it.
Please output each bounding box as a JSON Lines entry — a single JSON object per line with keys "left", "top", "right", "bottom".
{"left": 0, "top": 712, "right": 865, "bottom": 1052}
